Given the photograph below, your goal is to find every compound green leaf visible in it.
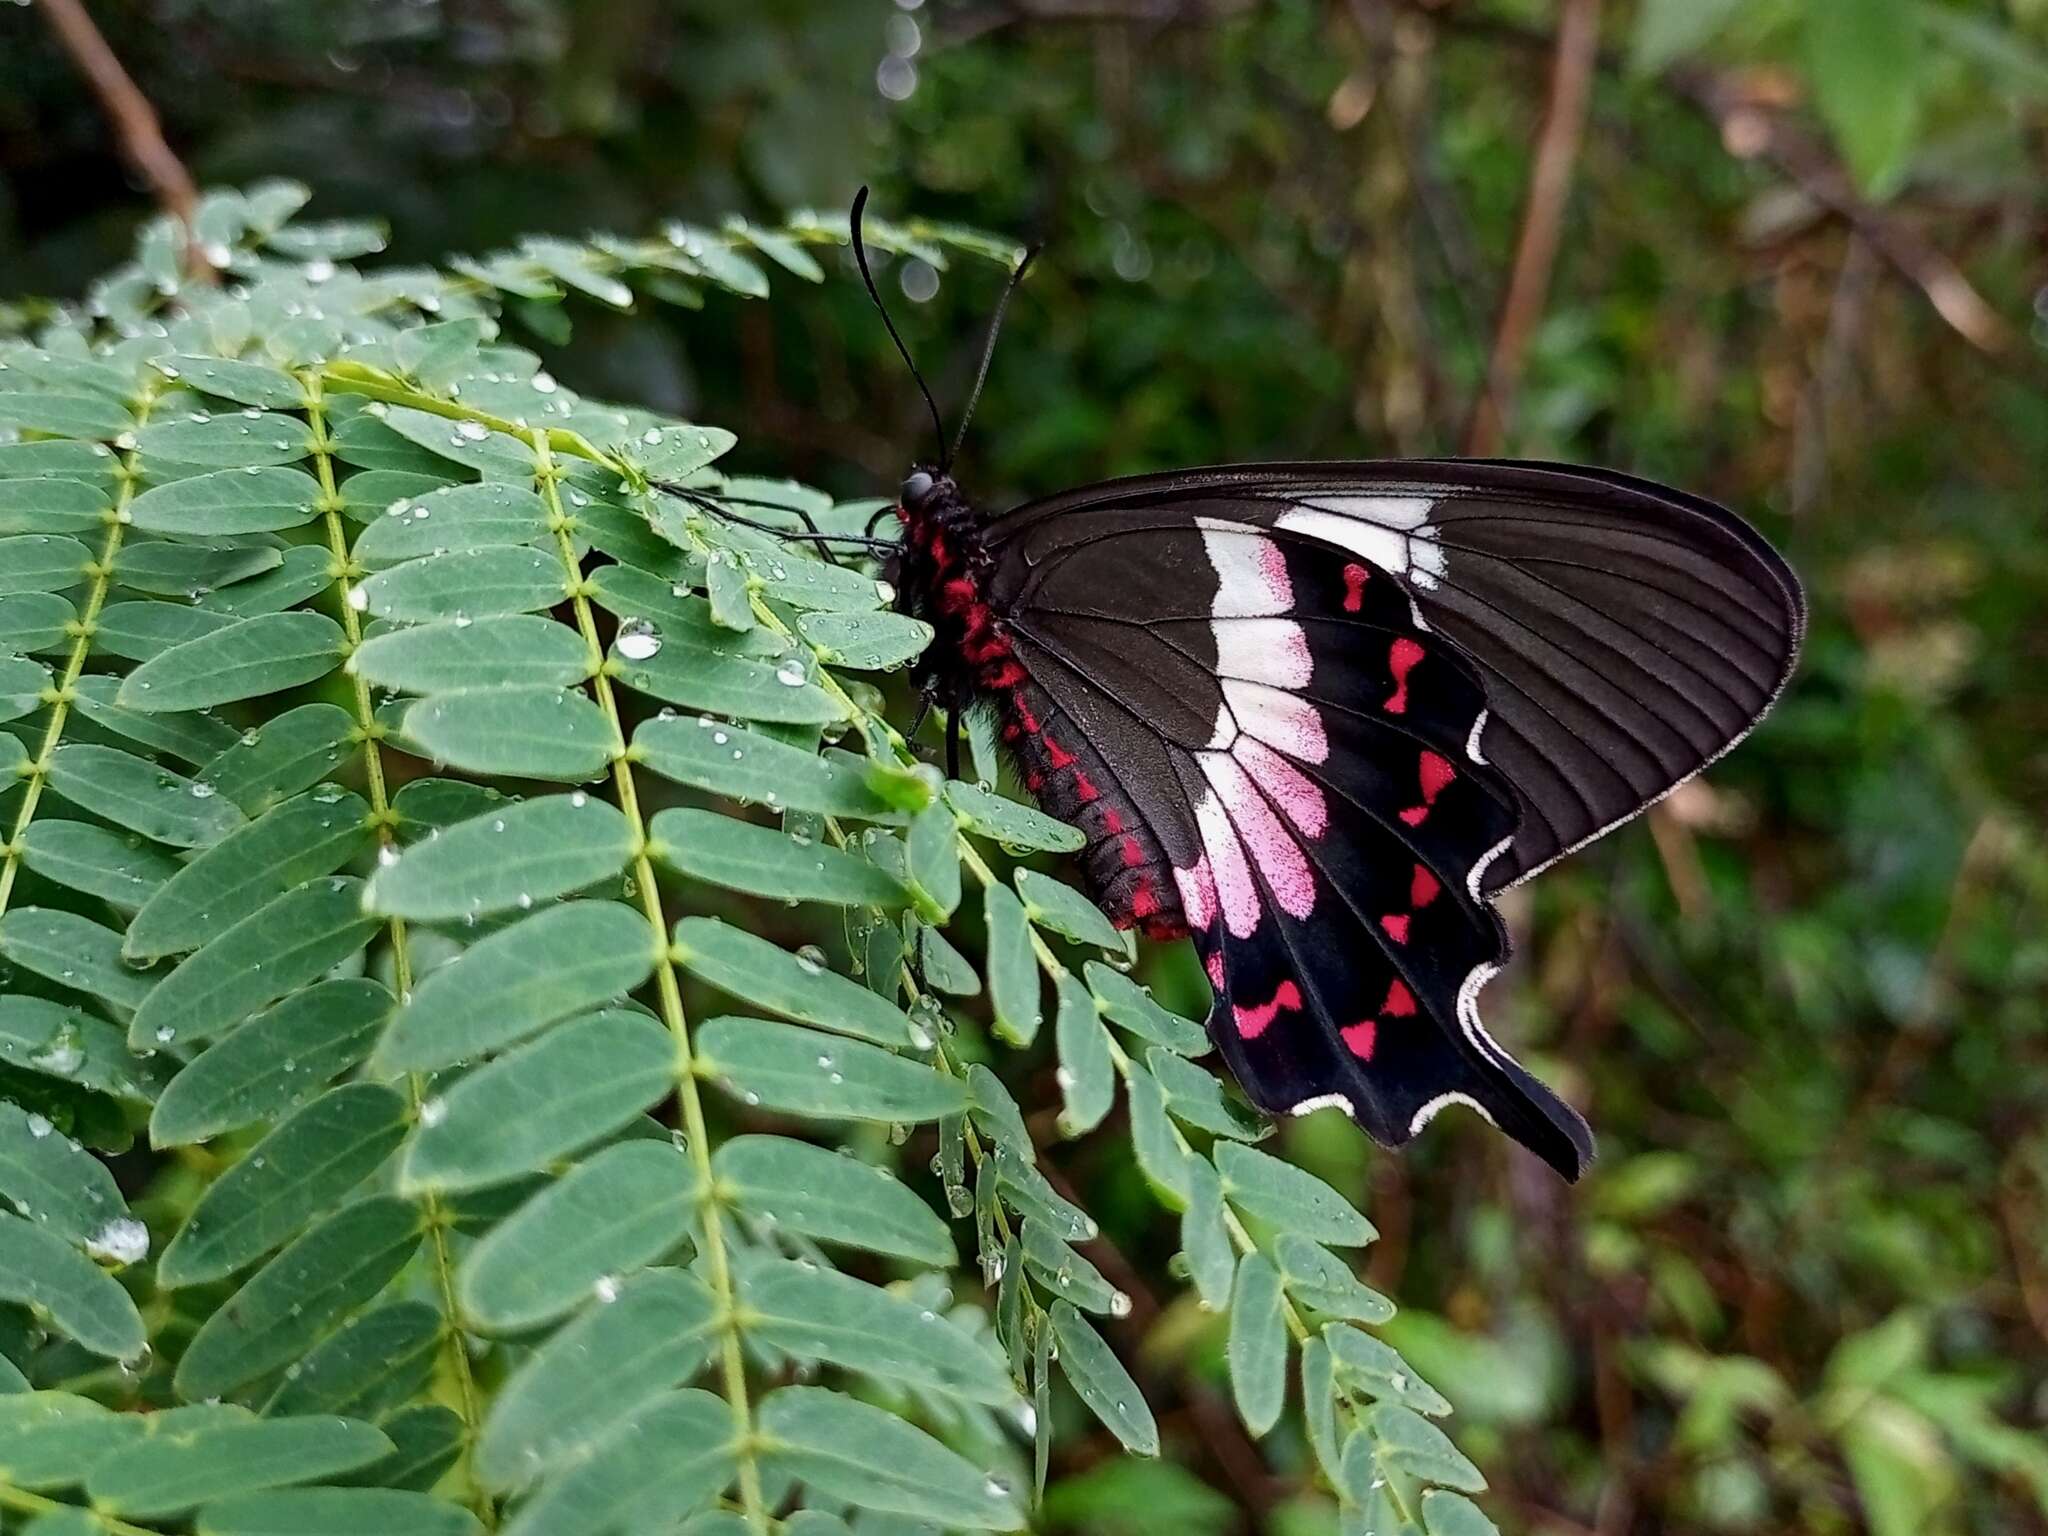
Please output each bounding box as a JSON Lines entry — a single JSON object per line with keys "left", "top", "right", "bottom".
{"left": 154, "top": 355, "right": 304, "bottom": 410}
{"left": 1047, "top": 1302, "right": 1158, "bottom": 1457}
{"left": 634, "top": 716, "right": 902, "bottom": 819}
{"left": 358, "top": 545, "right": 566, "bottom": 621}
{"left": 1275, "top": 1235, "right": 1395, "bottom": 1326}
{"left": 745, "top": 1257, "right": 1012, "bottom": 1403}
{"left": 1325, "top": 1324, "right": 1452, "bottom": 1416}
{"left": 86, "top": 1416, "right": 390, "bottom": 1518}
{"left": 0, "top": 1212, "right": 146, "bottom": 1360}
{"left": 1016, "top": 867, "right": 1124, "bottom": 951}
{"left": 945, "top": 781, "right": 1085, "bottom": 854}
{"left": 401, "top": 1008, "right": 674, "bottom": 1194}
{"left": 46, "top": 743, "right": 247, "bottom": 848}
{"left": 1181, "top": 1155, "right": 1237, "bottom": 1312}
{"left": 16, "top": 820, "right": 180, "bottom": 912}
{"left": 199, "top": 1488, "right": 481, "bottom": 1536}
{"left": 174, "top": 1196, "right": 425, "bottom": 1402}
{"left": 157, "top": 1083, "right": 410, "bottom": 1288}
{"left": 1148, "top": 1047, "right": 1264, "bottom": 1140}
{"left": 0, "top": 535, "right": 91, "bottom": 596}
{"left": 0, "top": 476, "right": 107, "bottom": 536}
{"left": 195, "top": 544, "right": 335, "bottom": 617}
{"left": 500, "top": 1389, "right": 733, "bottom": 1536}
{"left": 259, "top": 1301, "right": 443, "bottom": 1420}
{"left": 0, "top": 393, "right": 129, "bottom": 440}
{"left": 1229, "top": 1253, "right": 1288, "bottom": 1437}
{"left": 1215, "top": 1142, "right": 1377, "bottom": 1248}
{"left": 795, "top": 609, "right": 931, "bottom": 670}
{"left": 132, "top": 412, "right": 313, "bottom": 470}
{"left": 1085, "top": 962, "right": 1209, "bottom": 1055}
{"left": 1421, "top": 1490, "right": 1503, "bottom": 1536}
{"left": 0, "top": 591, "right": 75, "bottom": 653}
{"left": 114, "top": 539, "right": 280, "bottom": 597}
{"left": 697, "top": 1016, "right": 965, "bottom": 1122}
{"left": 475, "top": 1267, "right": 717, "bottom": 1491}
{"left": 1367, "top": 1403, "right": 1487, "bottom": 1493}
{"left": 0, "top": 1391, "right": 144, "bottom": 1491}
{"left": 352, "top": 614, "right": 592, "bottom": 695}
{"left": 984, "top": 881, "right": 1041, "bottom": 1047}
{"left": 128, "top": 877, "right": 379, "bottom": 1051}
{"left": 93, "top": 599, "right": 234, "bottom": 661}
{"left": 758, "top": 1386, "right": 1024, "bottom": 1530}
{"left": 0, "top": 1101, "right": 130, "bottom": 1248}
{"left": 67, "top": 674, "right": 242, "bottom": 764}
{"left": 118, "top": 611, "right": 346, "bottom": 712}
{"left": 648, "top": 807, "right": 908, "bottom": 908}
{"left": 712, "top": 1134, "right": 953, "bottom": 1266}
{"left": 0, "top": 996, "right": 170, "bottom": 1102}
{"left": 198, "top": 704, "right": 359, "bottom": 814}
{"left": 377, "top": 902, "right": 657, "bottom": 1070}
{"left": 365, "top": 789, "right": 631, "bottom": 921}
{"left": 351, "top": 481, "right": 549, "bottom": 569}
{"left": 126, "top": 466, "right": 320, "bottom": 535}
{"left": 1054, "top": 972, "right": 1115, "bottom": 1137}
{"left": 404, "top": 685, "right": 618, "bottom": 782}
{"left": 0, "top": 906, "right": 163, "bottom": 1013}
{"left": 609, "top": 630, "right": 843, "bottom": 725}
{"left": 673, "top": 916, "right": 914, "bottom": 1046}
{"left": 458, "top": 1139, "right": 694, "bottom": 1331}
{"left": 126, "top": 789, "right": 372, "bottom": 960}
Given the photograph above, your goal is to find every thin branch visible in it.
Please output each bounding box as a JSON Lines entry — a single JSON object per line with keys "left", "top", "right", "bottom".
{"left": 35, "top": 0, "right": 199, "bottom": 232}
{"left": 1464, "top": 0, "right": 1601, "bottom": 456}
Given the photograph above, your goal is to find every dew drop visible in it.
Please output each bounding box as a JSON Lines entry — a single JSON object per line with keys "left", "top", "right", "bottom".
{"left": 456, "top": 420, "right": 490, "bottom": 442}
{"left": 616, "top": 617, "right": 662, "bottom": 661}
{"left": 774, "top": 657, "right": 807, "bottom": 688}
{"left": 794, "top": 945, "right": 827, "bottom": 975}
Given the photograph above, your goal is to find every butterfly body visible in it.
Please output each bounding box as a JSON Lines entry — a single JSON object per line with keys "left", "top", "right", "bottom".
{"left": 886, "top": 457, "right": 1801, "bottom": 1183}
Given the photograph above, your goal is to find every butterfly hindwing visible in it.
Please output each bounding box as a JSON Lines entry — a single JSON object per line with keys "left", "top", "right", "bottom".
{"left": 994, "top": 518, "right": 1594, "bottom": 1176}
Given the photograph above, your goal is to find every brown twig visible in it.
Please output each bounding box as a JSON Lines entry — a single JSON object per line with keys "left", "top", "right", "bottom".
{"left": 1464, "top": 0, "right": 1601, "bottom": 456}
{"left": 36, "top": 0, "right": 200, "bottom": 235}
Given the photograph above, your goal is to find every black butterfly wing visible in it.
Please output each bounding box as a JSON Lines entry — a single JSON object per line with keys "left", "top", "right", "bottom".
{"left": 986, "top": 460, "right": 1805, "bottom": 891}
{"left": 985, "top": 513, "right": 1595, "bottom": 1176}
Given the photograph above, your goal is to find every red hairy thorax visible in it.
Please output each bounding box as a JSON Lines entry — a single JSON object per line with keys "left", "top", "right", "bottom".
{"left": 893, "top": 476, "right": 1187, "bottom": 941}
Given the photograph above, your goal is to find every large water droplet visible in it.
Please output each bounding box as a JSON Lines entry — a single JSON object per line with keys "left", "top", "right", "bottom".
{"left": 616, "top": 617, "right": 662, "bottom": 661}
{"left": 774, "top": 657, "right": 807, "bottom": 688}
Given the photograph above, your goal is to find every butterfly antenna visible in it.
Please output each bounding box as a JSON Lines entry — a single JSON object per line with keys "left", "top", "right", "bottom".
{"left": 949, "top": 241, "right": 1040, "bottom": 469}
{"left": 851, "top": 186, "right": 947, "bottom": 465}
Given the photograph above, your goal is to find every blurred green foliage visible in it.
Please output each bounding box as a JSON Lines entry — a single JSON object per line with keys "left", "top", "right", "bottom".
{"left": 3, "top": 0, "right": 2045, "bottom": 1532}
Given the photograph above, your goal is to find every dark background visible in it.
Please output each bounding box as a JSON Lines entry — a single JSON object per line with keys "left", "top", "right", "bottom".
{"left": 4, "top": 1, "right": 2046, "bottom": 1531}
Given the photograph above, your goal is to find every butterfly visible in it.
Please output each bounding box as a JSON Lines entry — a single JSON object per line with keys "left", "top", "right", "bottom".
{"left": 790, "top": 193, "right": 1802, "bottom": 1180}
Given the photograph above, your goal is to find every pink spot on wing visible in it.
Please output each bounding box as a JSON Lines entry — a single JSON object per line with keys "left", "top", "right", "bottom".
{"left": 1342, "top": 563, "right": 1369, "bottom": 612}
{"left": 1380, "top": 914, "right": 1410, "bottom": 944}
{"left": 1233, "top": 737, "right": 1328, "bottom": 839}
{"left": 1204, "top": 949, "right": 1226, "bottom": 990}
{"left": 1174, "top": 855, "right": 1221, "bottom": 933}
{"left": 1382, "top": 979, "right": 1417, "bottom": 1018}
{"left": 1257, "top": 539, "right": 1293, "bottom": 609}
{"left": 1201, "top": 755, "right": 1316, "bottom": 919}
{"left": 1410, "top": 864, "right": 1441, "bottom": 908}
{"left": 1223, "top": 680, "right": 1328, "bottom": 764}
{"left": 1119, "top": 836, "right": 1146, "bottom": 868}
{"left": 1384, "top": 637, "right": 1425, "bottom": 714}
{"left": 1400, "top": 751, "right": 1457, "bottom": 826}
{"left": 1234, "top": 980, "right": 1301, "bottom": 1039}
{"left": 1073, "top": 771, "right": 1099, "bottom": 803}
{"left": 1340, "top": 1020, "right": 1377, "bottom": 1060}
{"left": 1044, "top": 736, "right": 1076, "bottom": 770}
{"left": 1192, "top": 790, "right": 1264, "bottom": 938}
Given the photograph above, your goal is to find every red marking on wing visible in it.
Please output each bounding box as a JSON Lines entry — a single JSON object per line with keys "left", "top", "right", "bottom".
{"left": 1384, "top": 636, "right": 1425, "bottom": 715}
{"left": 1399, "top": 750, "right": 1457, "bottom": 826}
{"left": 1204, "top": 950, "right": 1226, "bottom": 989}
{"left": 1043, "top": 736, "right": 1076, "bottom": 770}
{"left": 1073, "top": 771, "right": 1100, "bottom": 803}
{"left": 1340, "top": 1020, "right": 1377, "bottom": 1060}
{"left": 1380, "top": 913, "right": 1410, "bottom": 944}
{"left": 1381, "top": 978, "right": 1417, "bottom": 1018}
{"left": 1101, "top": 808, "right": 1124, "bottom": 836}
{"left": 1410, "top": 864, "right": 1441, "bottom": 908}
{"left": 1119, "top": 836, "right": 1146, "bottom": 868}
{"left": 1342, "top": 563, "right": 1369, "bottom": 612}
{"left": 1234, "top": 979, "right": 1302, "bottom": 1039}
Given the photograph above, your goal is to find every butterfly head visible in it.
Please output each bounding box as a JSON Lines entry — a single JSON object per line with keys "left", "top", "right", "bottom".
{"left": 898, "top": 466, "right": 959, "bottom": 522}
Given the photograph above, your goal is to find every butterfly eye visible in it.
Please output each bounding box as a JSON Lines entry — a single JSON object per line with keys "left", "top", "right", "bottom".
{"left": 900, "top": 471, "right": 936, "bottom": 508}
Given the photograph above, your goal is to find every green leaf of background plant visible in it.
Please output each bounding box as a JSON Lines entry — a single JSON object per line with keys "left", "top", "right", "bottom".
{"left": 358, "top": 545, "right": 567, "bottom": 620}
{"left": 0, "top": 1100, "right": 131, "bottom": 1247}
{"left": 0, "top": 996, "right": 170, "bottom": 1102}
{"left": 352, "top": 614, "right": 594, "bottom": 694}
{"left": 260, "top": 1299, "right": 443, "bottom": 1419}
{"left": 114, "top": 538, "right": 281, "bottom": 597}
{"left": 1805, "top": 0, "right": 1921, "bottom": 195}
{"left": 1228, "top": 1252, "right": 1288, "bottom": 1436}
{"left": 1086, "top": 961, "right": 1209, "bottom": 1055}
{"left": 984, "top": 881, "right": 1041, "bottom": 1046}
{"left": 350, "top": 480, "right": 550, "bottom": 568}
{"left": 0, "top": 475, "right": 107, "bottom": 534}
{"left": 0, "top": 906, "right": 164, "bottom": 1013}
{"left": 1054, "top": 972, "right": 1114, "bottom": 1136}
{"left": 1215, "top": 1141, "right": 1376, "bottom": 1247}
{"left": 0, "top": 534, "right": 91, "bottom": 596}
{"left": 154, "top": 355, "right": 304, "bottom": 410}
{"left": 133, "top": 411, "right": 313, "bottom": 469}
{"left": 377, "top": 901, "right": 656, "bottom": 1069}
{"left": 0, "top": 1391, "right": 145, "bottom": 1489}
{"left": 198, "top": 1487, "right": 482, "bottom": 1536}
{"left": 945, "top": 780, "right": 1085, "bottom": 853}
{"left": 0, "top": 591, "right": 76, "bottom": 653}
{"left": 197, "top": 703, "right": 359, "bottom": 814}
{"left": 16, "top": 820, "right": 179, "bottom": 912}
{"left": 499, "top": 1388, "right": 735, "bottom": 1536}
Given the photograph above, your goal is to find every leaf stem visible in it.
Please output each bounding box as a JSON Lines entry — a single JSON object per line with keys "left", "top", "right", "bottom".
{"left": 0, "top": 378, "right": 162, "bottom": 921}
{"left": 0, "top": 1482, "right": 161, "bottom": 1536}
{"left": 300, "top": 371, "right": 492, "bottom": 1525}
{"left": 528, "top": 430, "right": 770, "bottom": 1536}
